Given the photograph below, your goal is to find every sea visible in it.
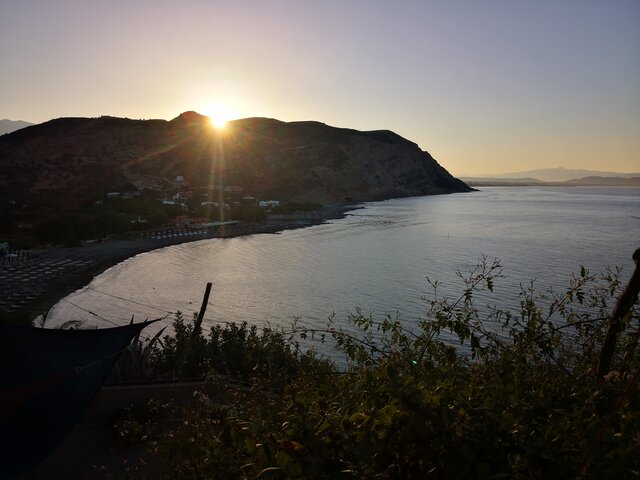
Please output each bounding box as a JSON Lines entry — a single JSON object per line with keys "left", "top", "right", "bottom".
{"left": 43, "top": 186, "right": 640, "bottom": 356}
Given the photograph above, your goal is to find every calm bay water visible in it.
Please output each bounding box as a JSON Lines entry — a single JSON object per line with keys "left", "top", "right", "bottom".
{"left": 45, "top": 186, "right": 640, "bottom": 350}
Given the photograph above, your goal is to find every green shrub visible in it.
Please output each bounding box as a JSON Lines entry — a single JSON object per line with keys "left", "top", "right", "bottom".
{"left": 118, "top": 260, "right": 640, "bottom": 478}
{"left": 114, "top": 313, "right": 331, "bottom": 383}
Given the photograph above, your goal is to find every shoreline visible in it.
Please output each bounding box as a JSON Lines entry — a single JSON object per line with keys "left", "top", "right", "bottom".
{"left": 1, "top": 203, "right": 360, "bottom": 326}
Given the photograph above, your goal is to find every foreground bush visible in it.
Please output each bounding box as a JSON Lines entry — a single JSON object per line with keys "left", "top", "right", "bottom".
{"left": 117, "top": 259, "right": 640, "bottom": 479}
{"left": 110, "top": 315, "right": 331, "bottom": 383}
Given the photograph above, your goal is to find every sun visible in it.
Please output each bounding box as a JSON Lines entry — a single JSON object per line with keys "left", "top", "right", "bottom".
{"left": 204, "top": 103, "right": 235, "bottom": 129}
{"left": 210, "top": 116, "right": 227, "bottom": 128}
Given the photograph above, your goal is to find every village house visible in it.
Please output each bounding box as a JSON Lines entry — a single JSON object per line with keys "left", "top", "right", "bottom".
{"left": 172, "top": 191, "right": 192, "bottom": 201}
{"left": 258, "top": 200, "right": 280, "bottom": 208}
{"left": 173, "top": 175, "right": 189, "bottom": 188}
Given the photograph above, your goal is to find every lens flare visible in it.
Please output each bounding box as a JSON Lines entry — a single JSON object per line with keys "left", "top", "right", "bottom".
{"left": 204, "top": 103, "right": 235, "bottom": 129}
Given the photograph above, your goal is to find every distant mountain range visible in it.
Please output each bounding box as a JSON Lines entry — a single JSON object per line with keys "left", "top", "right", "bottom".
{"left": 0, "top": 112, "right": 471, "bottom": 211}
{"left": 462, "top": 167, "right": 640, "bottom": 183}
{"left": 0, "top": 119, "right": 34, "bottom": 135}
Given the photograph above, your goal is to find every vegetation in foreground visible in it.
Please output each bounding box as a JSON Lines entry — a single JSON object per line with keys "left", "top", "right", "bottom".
{"left": 110, "top": 258, "right": 640, "bottom": 479}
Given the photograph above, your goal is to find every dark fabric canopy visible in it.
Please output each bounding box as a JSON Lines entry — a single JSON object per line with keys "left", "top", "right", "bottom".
{"left": 0, "top": 321, "right": 153, "bottom": 479}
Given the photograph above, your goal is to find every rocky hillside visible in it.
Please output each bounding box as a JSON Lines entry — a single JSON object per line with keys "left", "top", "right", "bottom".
{"left": 0, "top": 112, "right": 470, "bottom": 210}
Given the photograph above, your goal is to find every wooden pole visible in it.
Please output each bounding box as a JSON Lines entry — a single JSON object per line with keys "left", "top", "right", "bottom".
{"left": 597, "top": 248, "right": 640, "bottom": 378}
{"left": 175, "top": 282, "right": 212, "bottom": 378}
{"left": 194, "top": 282, "right": 212, "bottom": 335}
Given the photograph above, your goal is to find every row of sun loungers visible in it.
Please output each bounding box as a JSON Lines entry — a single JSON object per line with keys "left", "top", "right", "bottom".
{"left": 0, "top": 256, "right": 96, "bottom": 313}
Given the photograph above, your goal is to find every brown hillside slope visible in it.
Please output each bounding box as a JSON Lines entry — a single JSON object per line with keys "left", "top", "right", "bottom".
{"left": 0, "top": 112, "right": 471, "bottom": 210}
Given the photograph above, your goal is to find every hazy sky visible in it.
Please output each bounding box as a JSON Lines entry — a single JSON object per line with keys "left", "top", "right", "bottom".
{"left": 1, "top": 1, "right": 638, "bottom": 175}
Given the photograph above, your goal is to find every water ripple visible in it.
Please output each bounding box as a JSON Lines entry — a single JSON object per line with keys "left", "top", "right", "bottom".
{"left": 45, "top": 187, "right": 640, "bottom": 353}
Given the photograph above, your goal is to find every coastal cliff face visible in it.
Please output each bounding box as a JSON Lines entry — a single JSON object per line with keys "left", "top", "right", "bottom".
{"left": 0, "top": 112, "right": 471, "bottom": 209}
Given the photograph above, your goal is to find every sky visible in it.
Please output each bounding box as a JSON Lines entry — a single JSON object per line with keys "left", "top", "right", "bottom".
{"left": 1, "top": 0, "right": 638, "bottom": 175}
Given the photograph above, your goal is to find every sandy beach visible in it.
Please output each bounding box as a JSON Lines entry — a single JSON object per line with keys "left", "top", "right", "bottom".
{"left": 0, "top": 204, "right": 359, "bottom": 325}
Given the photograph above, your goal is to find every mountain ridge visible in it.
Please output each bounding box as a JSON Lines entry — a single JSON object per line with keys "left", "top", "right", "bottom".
{"left": 0, "top": 119, "right": 34, "bottom": 135}
{"left": 464, "top": 167, "right": 640, "bottom": 183}
{"left": 0, "top": 113, "right": 471, "bottom": 211}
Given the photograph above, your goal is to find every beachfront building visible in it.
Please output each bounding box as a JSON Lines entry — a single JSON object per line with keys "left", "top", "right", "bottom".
{"left": 173, "top": 191, "right": 192, "bottom": 201}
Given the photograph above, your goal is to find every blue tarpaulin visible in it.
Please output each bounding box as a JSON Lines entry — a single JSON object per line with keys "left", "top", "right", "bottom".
{"left": 0, "top": 321, "right": 153, "bottom": 479}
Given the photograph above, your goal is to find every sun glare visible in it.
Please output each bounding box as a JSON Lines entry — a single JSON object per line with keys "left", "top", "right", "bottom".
{"left": 205, "top": 103, "right": 235, "bottom": 130}
{"left": 210, "top": 116, "right": 227, "bottom": 129}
